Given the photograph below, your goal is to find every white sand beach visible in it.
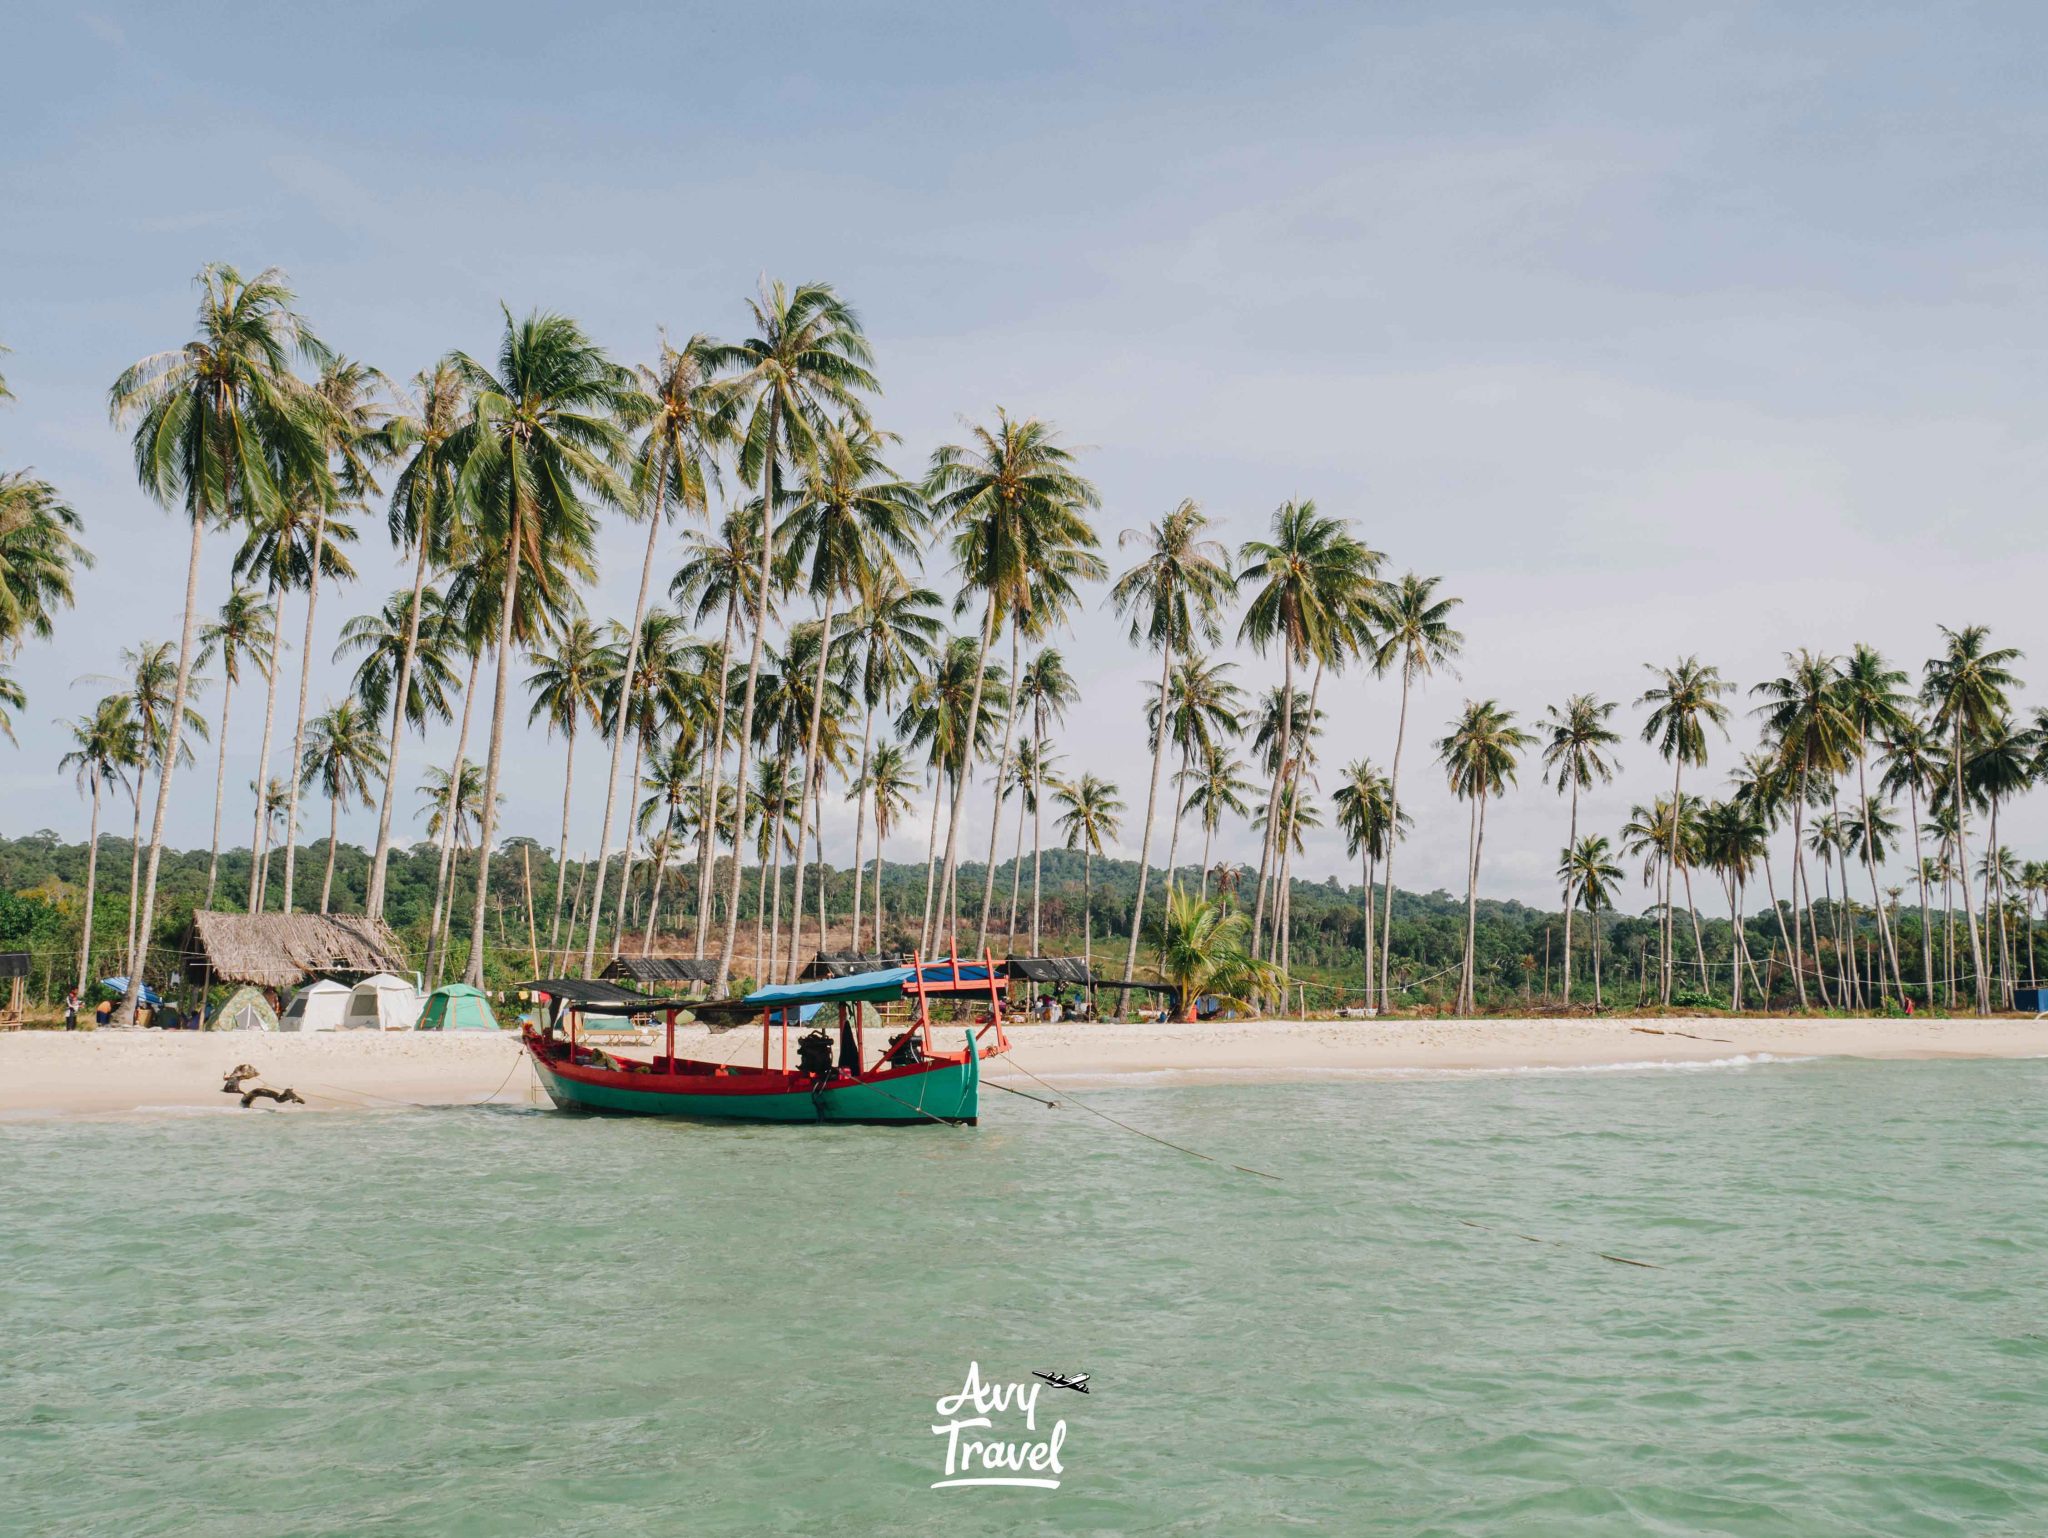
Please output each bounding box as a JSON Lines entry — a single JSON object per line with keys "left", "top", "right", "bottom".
{"left": 2, "top": 1014, "right": 2043, "bottom": 1118}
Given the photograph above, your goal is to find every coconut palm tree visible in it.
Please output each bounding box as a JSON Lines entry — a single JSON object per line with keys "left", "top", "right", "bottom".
{"left": 1014, "top": 648, "right": 1079, "bottom": 953}
{"left": 1834, "top": 644, "right": 1913, "bottom": 1000}
{"left": 1108, "top": 497, "right": 1236, "bottom": 992}
{"left": 1235, "top": 502, "right": 1383, "bottom": 960}
{"left": 1150, "top": 656, "right": 1244, "bottom": 905}
{"left": 1880, "top": 716, "right": 1943, "bottom": 999}
{"left": 336, "top": 588, "right": 458, "bottom": 759}
{"left": 1184, "top": 745, "right": 1256, "bottom": 903}
{"left": 1332, "top": 758, "right": 1406, "bottom": 1009}
{"left": 300, "top": 699, "right": 383, "bottom": 913}
{"left": 1368, "top": 573, "right": 1464, "bottom": 1006}
{"left": 1560, "top": 835, "right": 1623, "bottom": 1008}
{"left": 857, "top": 738, "right": 917, "bottom": 949}
{"left": 583, "top": 336, "right": 728, "bottom": 970}
{"left": 1053, "top": 773, "right": 1124, "bottom": 972}
{"left": 1729, "top": 750, "right": 1801, "bottom": 1006}
{"left": 274, "top": 358, "right": 388, "bottom": 916}
{"left": 2021, "top": 859, "right": 2047, "bottom": 987}
{"left": 364, "top": 360, "right": 468, "bottom": 918}
{"left": 1000, "top": 737, "right": 1059, "bottom": 944}
{"left": 420, "top": 759, "right": 489, "bottom": 857}
{"left": 840, "top": 568, "right": 942, "bottom": 951}
{"left": 924, "top": 411, "right": 1101, "bottom": 954}
{"left": 448, "top": 309, "right": 632, "bottom": 986}
{"left": 1698, "top": 797, "right": 1768, "bottom": 1009}
{"left": 232, "top": 476, "right": 357, "bottom": 911}
{"left": 1539, "top": 694, "right": 1621, "bottom": 1004}
{"left": 705, "top": 281, "right": 878, "bottom": 992}
{"left": 108, "top": 263, "right": 328, "bottom": 1018}
{"left": 524, "top": 617, "right": 606, "bottom": 952}
{"left": 779, "top": 421, "right": 923, "bottom": 977}
{"left": 1921, "top": 625, "right": 2022, "bottom": 1015}
{"left": 634, "top": 733, "right": 699, "bottom": 950}
{"left": 596, "top": 609, "right": 692, "bottom": 959}
{"left": 93, "top": 642, "right": 208, "bottom": 981}
{"left": 1252, "top": 781, "right": 1324, "bottom": 971}
{"left": 1966, "top": 715, "right": 2032, "bottom": 1004}
{"left": 1437, "top": 700, "right": 1531, "bottom": 1013}
{"left": 197, "top": 586, "right": 273, "bottom": 907}
{"left": 1153, "top": 889, "right": 1282, "bottom": 1021}
{"left": 1638, "top": 658, "right": 1733, "bottom": 1002}
{"left": 0, "top": 471, "right": 89, "bottom": 655}
{"left": 1752, "top": 651, "right": 1851, "bottom": 1009}
{"left": 672, "top": 505, "right": 765, "bottom": 952}
{"left": 59, "top": 695, "right": 139, "bottom": 993}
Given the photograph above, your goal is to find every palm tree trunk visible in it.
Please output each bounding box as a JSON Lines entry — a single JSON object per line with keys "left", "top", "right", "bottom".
{"left": 1250, "top": 647, "right": 1293, "bottom": 958}
{"left": 1199, "top": 819, "right": 1214, "bottom": 902}
{"left": 1082, "top": 849, "right": 1093, "bottom": 970}
{"left": 366, "top": 537, "right": 431, "bottom": 918}
{"left": 851, "top": 700, "right": 875, "bottom": 948}
{"left": 77, "top": 776, "right": 103, "bottom": 995}
{"left": 1592, "top": 903, "right": 1603, "bottom": 1008}
{"left": 321, "top": 794, "right": 340, "bottom": 913}
{"left": 246, "top": 579, "right": 286, "bottom": 912}
{"left": 1560, "top": 781, "right": 1579, "bottom": 1005}
{"left": 1906, "top": 778, "right": 1932, "bottom": 1001}
{"left": 116, "top": 505, "right": 205, "bottom": 1024}
{"left": 203, "top": 671, "right": 235, "bottom": 910}
{"left": 1462, "top": 792, "right": 1488, "bottom": 1013}
{"left": 1853, "top": 749, "right": 1901, "bottom": 1001}
{"left": 933, "top": 597, "right": 998, "bottom": 956}
{"left": 123, "top": 785, "right": 143, "bottom": 974}
{"left": 463, "top": 521, "right": 524, "bottom": 987}
{"left": 919, "top": 766, "right": 944, "bottom": 948}
{"left": 1787, "top": 757, "right": 1813, "bottom": 1008}
{"left": 1006, "top": 758, "right": 1029, "bottom": 943}
{"left": 1682, "top": 864, "right": 1708, "bottom": 994}
{"left": 427, "top": 650, "right": 481, "bottom": 984}
{"left": 785, "top": 589, "right": 838, "bottom": 981}
{"left": 1664, "top": 757, "right": 1682, "bottom": 1003}
{"left": 715, "top": 403, "right": 781, "bottom": 993}
{"left": 611, "top": 726, "right": 648, "bottom": 960}
{"left": 695, "top": 591, "right": 740, "bottom": 958}
{"left": 549, "top": 718, "right": 578, "bottom": 953}
{"left": 1163, "top": 741, "right": 1189, "bottom": 907}
{"left": 586, "top": 509, "right": 664, "bottom": 975}
{"left": 642, "top": 816, "right": 674, "bottom": 953}
{"left": 768, "top": 797, "right": 786, "bottom": 979}
{"left": 975, "top": 625, "right": 1025, "bottom": 952}
{"left": 1724, "top": 873, "right": 1744, "bottom": 1011}
{"left": 1031, "top": 702, "right": 1047, "bottom": 955}
{"left": 278, "top": 505, "right": 327, "bottom": 916}
{"left": 1272, "top": 665, "right": 1322, "bottom": 969}
{"left": 1118, "top": 641, "right": 1175, "bottom": 1005}
{"left": 1951, "top": 725, "right": 1989, "bottom": 1014}
{"left": 1378, "top": 670, "right": 1412, "bottom": 1005}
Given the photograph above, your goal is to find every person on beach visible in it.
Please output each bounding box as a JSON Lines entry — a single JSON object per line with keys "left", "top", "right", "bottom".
{"left": 94, "top": 997, "right": 112, "bottom": 1028}
{"left": 63, "top": 989, "right": 79, "bottom": 1030}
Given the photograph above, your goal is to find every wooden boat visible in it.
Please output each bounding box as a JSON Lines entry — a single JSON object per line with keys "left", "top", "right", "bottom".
{"left": 520, "top": 953, "right": 1010, "bottom": 1125}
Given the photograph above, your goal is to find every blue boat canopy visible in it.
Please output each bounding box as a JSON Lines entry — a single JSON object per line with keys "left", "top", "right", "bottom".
{"left": 742, "top": 961, "right": 1006, "bottom": 1010}
{"left": 744, "top": 967, "right": 914, "bottom": 1007}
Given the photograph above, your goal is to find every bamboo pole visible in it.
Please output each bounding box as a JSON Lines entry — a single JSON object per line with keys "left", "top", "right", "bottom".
{"left": 522, "top": 844, "right": 541, "bottom": 980}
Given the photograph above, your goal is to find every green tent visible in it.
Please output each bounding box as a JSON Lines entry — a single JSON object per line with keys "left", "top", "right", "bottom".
{"left": 213, "top": 985, "right": 279, "bottom": 1032}
{"left": 418, "top": 983, "right": 500, "bottom": 1032}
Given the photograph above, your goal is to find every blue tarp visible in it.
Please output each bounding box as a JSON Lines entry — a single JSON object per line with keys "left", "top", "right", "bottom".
{"left": 99, "top": 977, "right": 164, "bottom": 1007}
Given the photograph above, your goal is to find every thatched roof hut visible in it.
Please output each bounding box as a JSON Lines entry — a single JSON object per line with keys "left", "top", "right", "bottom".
{"left": 180, "top": 911, "right": 409, "bottom": 990}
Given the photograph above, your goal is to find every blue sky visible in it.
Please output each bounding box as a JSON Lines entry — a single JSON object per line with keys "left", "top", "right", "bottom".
{"left": 4, "top": 2, "right": 2044, "bottom": 906}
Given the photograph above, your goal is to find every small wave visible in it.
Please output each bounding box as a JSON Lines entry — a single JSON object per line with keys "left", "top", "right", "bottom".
{"left": 989, "top": 1053, "right": 1820, "bottom": 1088}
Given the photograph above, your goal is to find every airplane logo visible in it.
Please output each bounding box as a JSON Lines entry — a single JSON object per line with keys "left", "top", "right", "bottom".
{"left": 1033, "top": 1370, "right": 1090, "bottom": 1394}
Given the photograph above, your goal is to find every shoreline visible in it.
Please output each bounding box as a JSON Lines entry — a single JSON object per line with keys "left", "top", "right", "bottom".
{"left": 1, "top": 1014, "right": 2042, "bottom": 1120}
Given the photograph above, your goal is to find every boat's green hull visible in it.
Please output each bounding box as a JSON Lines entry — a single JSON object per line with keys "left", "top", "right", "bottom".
{"left": 529, "top": 1043, "right": 979, "bottom": 1125}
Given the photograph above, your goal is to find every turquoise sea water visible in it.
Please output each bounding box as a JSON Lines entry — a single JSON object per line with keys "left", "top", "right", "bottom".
{"left": 5, "top": 1057, "right": 2047, "bottom": 1536}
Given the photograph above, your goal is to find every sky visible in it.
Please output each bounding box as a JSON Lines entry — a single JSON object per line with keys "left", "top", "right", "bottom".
{"left": 3, "top": 1, "right": 2044, "bottom": 910}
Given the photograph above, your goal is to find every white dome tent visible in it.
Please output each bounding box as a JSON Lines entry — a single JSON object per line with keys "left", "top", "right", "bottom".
{"left": 343, "top": 973, "right": 424, "bottom": 1031}
{"left": 279, "top": 978, "right": 351, "bottom": 1032}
